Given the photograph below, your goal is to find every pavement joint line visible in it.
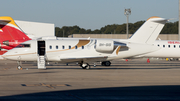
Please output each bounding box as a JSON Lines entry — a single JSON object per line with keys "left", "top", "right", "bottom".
{"left": 21, "top": 83, "right": 71, "bottom": 89}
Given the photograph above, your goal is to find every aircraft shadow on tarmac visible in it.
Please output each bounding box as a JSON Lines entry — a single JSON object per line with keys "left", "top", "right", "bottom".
{"left": 42, "top": 66, "right": 177, "bottom": 70}
{"left": 0, "top": 85, "right": 180, "bottom": 101}
{"left": 0, "top": 71, "right": 58, "bottom": 76}
{"left": 47, "top": 63, "right": 180, "bottom": 70}
{"left": 14, "top": 61, "right": 180, "bottom": 70}
{"left": 23, "top": 65, "right": 180, "bottom": 70}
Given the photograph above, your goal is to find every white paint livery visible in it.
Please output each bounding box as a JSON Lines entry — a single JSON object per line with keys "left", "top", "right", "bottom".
{"left": 2, "top": 16, "right": 169, "bottom": 69}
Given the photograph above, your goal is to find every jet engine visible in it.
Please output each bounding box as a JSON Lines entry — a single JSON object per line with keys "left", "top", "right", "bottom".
{"left": 95, "top": 40, "right": 128, "bottom": 53}
{"left": 95, "top": 40, "right": 114, "bottom": 53}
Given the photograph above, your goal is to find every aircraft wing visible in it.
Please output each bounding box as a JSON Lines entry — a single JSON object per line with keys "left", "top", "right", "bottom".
{"left": 60, "top": 56, "right": 108, "bottom": 63}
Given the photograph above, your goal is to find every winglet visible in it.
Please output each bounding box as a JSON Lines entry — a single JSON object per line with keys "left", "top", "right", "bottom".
{"left": 0, "top": 16, "right": 19, "bottom": 28}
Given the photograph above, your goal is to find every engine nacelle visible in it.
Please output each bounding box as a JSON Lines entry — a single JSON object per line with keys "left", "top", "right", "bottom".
{"left": 95, "top": 40, "right": 114, "bottom": 53}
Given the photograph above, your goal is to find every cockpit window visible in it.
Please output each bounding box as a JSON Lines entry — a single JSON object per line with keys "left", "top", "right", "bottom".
{"left": 16, "top": 44, "right": 30, "bottom": 48}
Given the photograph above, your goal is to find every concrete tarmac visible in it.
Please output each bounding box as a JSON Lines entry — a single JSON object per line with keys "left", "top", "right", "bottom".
{"left": 0, "top": 59, "right": 180, "bottom": 101}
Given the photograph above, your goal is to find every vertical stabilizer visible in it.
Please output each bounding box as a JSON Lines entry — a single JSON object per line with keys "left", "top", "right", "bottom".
{"left": 0, "top": 16, "right": 31, "bottom": 50}
{"left": 0, "top": 16, "right": 30, "bottom": 41}
{"left": 129, "top": 16, "right": 167, "bottom": 44}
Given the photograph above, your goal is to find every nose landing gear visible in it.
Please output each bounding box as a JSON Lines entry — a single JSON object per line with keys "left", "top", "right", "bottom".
{"left": 17, "top": 60, "right": 22, "bottom": 70}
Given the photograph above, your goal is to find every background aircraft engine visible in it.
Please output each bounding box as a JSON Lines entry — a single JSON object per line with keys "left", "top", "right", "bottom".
{"left": 95, "top": 40, "right": 114, "bottom": 53}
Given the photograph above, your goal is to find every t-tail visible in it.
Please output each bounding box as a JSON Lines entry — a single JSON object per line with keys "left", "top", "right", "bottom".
{"left": 129, "top": 16, "right": 168, "bottom": 44}
{"left": 0, "top": 16, "right": 31, "bottom": 51}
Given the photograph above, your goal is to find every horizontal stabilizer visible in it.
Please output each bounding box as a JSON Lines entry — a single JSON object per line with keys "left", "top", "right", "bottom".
{"left": 0, "top": 20, "right": 11, "bottom": 23}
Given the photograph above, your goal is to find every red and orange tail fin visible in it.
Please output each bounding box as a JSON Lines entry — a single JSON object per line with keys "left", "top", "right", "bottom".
{"left": 0, "top": 16, "right": 31, "bottom": 50}
{"left": 0, "top": 16, "right": 31, "bottom": 42}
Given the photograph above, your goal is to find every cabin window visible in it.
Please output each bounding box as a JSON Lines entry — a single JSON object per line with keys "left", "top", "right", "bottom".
{"left": 75, "top": 46, "right": 78, "bottom": 49}
{"left": 82, "top": 46, "right": 84, "bottom": 49}
{"left": 174, "top": 45, "right": 176, "bottom": 48}
{"left": 168, "top": 45, "right": 170, "bottom": 48}
{"left": 69, "top": 46, "right": 71, "bottom": 49}
{"left": 157, "top": 44, "right": 160, "bottom": 47}
{"left": 56, "top": 45, "right": 58, "bottom": 49}
{"left": 62, "top": 46, "right": 65, "bottom": 49}
{"left": 49, "top": 45, "right": 52, "bottom": 49}
{"left": 163, "top": 45, "right": 165, "bottom": 48}
{"left": 16, "top": 44, "right": 31, "bottom": 48}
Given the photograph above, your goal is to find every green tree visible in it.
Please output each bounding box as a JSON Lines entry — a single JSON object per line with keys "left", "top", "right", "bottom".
{"left": 161, "top": 21, "right": 178, "bottom": 34}
{"left": 55, "top": 21, "right": 178, "bottom": 37}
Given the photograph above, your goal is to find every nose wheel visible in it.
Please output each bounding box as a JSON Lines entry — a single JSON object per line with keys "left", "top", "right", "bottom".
{"left": 17, "top": 65, "right": 22, "bottom": 70}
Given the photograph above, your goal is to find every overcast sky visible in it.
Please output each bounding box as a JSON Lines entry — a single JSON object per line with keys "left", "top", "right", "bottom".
{"left": 0, "top": 0, "right": 178, "bottom": 30}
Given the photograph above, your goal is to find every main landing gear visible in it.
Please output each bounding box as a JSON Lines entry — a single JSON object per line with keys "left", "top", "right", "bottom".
{"left": 101, "top": 61, "right": 111, "bottom": 66}
{"left": 79, "top": 61, "right": 111, "bottom": 69}
{"left": 80, "top": 63, "right": 91, "bottom": 70}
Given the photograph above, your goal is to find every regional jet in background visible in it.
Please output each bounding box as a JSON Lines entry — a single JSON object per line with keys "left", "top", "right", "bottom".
{"left": 133, "top": 40, "right": 180, "bottom": 59}
{"left": 0, "top": 16, "right": 168, "bottom": 70}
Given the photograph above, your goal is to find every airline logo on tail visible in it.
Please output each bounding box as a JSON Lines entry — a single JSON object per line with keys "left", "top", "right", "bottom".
{"left": 0, "top": 16, "right": 31, "bottom": 53}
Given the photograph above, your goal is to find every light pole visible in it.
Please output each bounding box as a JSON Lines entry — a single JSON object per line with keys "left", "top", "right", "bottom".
{"left": 124, "top": 8, "right": 131, "bottom": 39}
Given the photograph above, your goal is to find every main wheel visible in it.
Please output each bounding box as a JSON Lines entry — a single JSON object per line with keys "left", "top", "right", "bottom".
{"left": 86, "top": 65, "right": 90, "bottom": 70}
{"left": 104, "top": 61, "right": 111, "bottom": 66}
{"left": 82, "top": 66, "right": 86, "bottom": 69}
{"left": 80, "top": 63, "right": 90, "bottom": 69}
{"left": 101, "top": 62, "right": 105, "bottom": 66}
{"left": 101, "top": 61, "right": 111, "bottom": 66}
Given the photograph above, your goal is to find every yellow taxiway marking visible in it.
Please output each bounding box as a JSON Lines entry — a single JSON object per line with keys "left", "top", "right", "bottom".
{"left": 3, "top": 67, "right": 10, "bottom": 70}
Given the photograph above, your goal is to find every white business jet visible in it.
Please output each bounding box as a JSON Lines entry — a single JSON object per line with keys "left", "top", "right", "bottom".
{"left": 0, "top": 16, "right": 168, "bottom": 69}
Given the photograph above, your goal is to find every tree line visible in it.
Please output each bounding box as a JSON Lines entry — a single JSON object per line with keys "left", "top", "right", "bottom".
{"left": 55, "top": 21, "right": 178, "bottom": 37}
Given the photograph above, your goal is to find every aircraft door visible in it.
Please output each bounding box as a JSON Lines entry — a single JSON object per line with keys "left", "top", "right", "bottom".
{"left": 37, "top": 41, "right": 46, "bottom": 56}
